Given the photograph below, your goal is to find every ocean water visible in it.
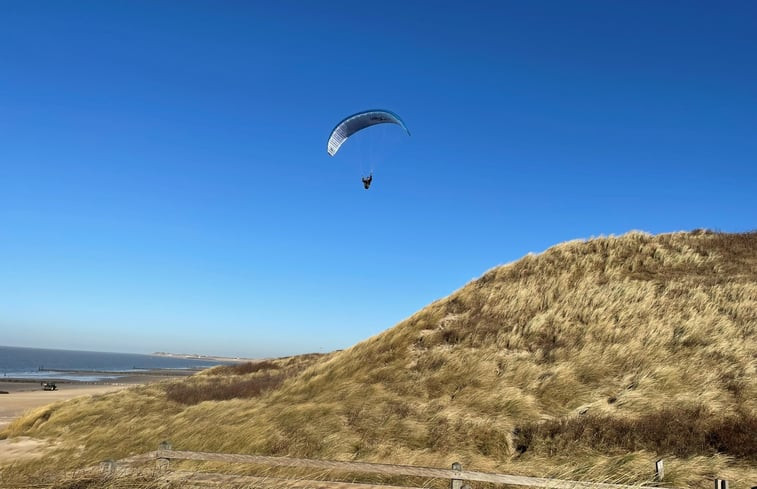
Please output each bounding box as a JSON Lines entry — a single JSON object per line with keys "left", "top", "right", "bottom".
{"left": 0, "top": 345, "right": 229, "bottom": 381}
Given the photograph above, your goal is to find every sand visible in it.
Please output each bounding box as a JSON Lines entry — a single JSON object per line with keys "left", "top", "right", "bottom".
{"left": 0, "top": 372, "right": 194, "bottom": 466}
{"left": 0, "top": 364, "right": 208, "bottom": 469}
{"left": 0, "top": 382, "right": 137, "bottom": 465}
{"left": 0, "top": 436, "right": 60, "bottom": 465}
{"left": 0, "top": 382, "right": 132, "bottom": 430}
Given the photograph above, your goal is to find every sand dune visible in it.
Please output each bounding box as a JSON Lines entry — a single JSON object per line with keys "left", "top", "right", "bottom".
{"left": 0, "top": 382, "right": 130, "bottom": 431}
{"left": 0, "top": 383, "right": 133, "bottom": 466}
{"left": 0, "top": 436, "right": 59, "bottom": 465}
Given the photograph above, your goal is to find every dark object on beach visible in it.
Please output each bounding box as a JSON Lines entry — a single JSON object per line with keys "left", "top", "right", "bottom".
{"left": 41, "top": 382, "right": 57, "bottom": 391}
{"left": 0, "top": 390, "right": 8, "bottom": 394}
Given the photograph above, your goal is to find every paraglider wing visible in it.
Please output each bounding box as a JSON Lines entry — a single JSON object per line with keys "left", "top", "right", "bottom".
{"left": 327, "top": 109, "right": 410, "bottom": 156}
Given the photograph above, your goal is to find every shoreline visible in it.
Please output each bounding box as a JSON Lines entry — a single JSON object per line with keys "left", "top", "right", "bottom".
{"left": 0, "top": 382, "right": 132, "bottom": 431}
{"left": 0, "top": 379, "right": 146, "bottom": 465}
{"left": 0, "top": 369, "right": 196, "bottom": 431}
{"left": 9, "top": 366, "right": 203, "bottom": 378}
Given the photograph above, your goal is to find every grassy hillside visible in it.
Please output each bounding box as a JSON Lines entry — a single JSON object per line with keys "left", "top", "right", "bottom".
{"left": 2, "top": 230, "right": 755, "bottom": 488}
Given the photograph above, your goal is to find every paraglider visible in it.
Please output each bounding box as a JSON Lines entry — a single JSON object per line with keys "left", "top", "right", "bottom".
{"left": 361, "top": 173, "right": 373, "bottom": 189}
{"left": 327, "top": 109, "right": 410, "bottom": 189}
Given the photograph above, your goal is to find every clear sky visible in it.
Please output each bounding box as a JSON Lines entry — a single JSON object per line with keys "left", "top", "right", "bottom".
{"left": 1, "top": 1, "right": 755, "bottom": 357}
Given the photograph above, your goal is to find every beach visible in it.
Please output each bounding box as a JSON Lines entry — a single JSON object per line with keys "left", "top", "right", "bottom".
{"left": 0, "top": 381, "right": 133, "bottom": 430}
{"left": 0, "top": 380, "right": 137, "bottom": 466}
{"left": 0, "top": 369, "right": 197, "bottom": 431}
{"left": 0, "top": 371, "right": 197, "bottom": 466}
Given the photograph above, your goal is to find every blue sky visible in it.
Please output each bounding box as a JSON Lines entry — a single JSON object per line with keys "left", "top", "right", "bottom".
{"left": 1, "top": 1, "right": 755, "bottom": 357}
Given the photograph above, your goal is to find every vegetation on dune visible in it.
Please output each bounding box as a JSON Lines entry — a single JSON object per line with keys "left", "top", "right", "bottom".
{"left": 515, "top": 405, "right": 757, "bottom": 459}
{"left": 165, "top": 354, "right": 325, "bottom": 405}
{"left": 2, "top": 230, "right": 756, "bottom": 488}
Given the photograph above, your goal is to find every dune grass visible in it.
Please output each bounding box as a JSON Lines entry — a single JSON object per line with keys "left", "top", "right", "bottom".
{"left": 2, "top": 230, "right": 755, "bottom": 488}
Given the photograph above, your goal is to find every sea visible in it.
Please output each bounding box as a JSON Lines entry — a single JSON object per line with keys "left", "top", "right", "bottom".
{"left": 0, "top": 345, "right": 231, "bottom": 382}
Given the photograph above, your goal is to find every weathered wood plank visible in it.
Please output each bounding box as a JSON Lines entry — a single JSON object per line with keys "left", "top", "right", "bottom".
{"left": 157, "top": 449, "right": 461, "bottom": 479}
{"left": 655, "top": 460, "right": 664, "bottom": 481}
{"left": 165, "top": 470, "right": 430, "bottom": 489}
{"left": 155, "top": 450, "right": 669, "bottom": 489}
{"left": 117, "top": 451, "right": 158, "bottom": 464}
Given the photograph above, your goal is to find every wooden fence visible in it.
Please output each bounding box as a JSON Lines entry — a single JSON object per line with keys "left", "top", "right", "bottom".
{"left": 99, "top": 442, "right": 683, "bottom": 489}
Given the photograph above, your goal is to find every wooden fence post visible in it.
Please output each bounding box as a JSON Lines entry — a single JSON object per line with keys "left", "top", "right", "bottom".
{"left": 451, "top": 462, "right": 463, "bottom": 489}
{"left": 654, "top": 459, "right": 664, "bottom": 481}
{"left": 157, "top": 440, "right": 172, "bottom": 472}
{"left": 100, "top": 459, "right": 116, "bottom": 475}
{"left": 715, "top": 479, "right": 728, "bottom": 489}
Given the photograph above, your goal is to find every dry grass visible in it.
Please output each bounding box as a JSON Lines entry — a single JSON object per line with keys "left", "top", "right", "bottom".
{"left": 163, "top": 354, "right": 326, "bottom": 405}
{"left": 2, "top": 230, "right": 756, "bottom": 488}
{"left": 0, "top": 468, "right": 171, "bottom": 489}
{"left": 206, "top": 354, "right": 325, "bottom": 377}
{"left": 514, "top": 405, "right": 757, "bottom": 459}
{"left": 164, "top": 373, "right": 287, "bottom": 405}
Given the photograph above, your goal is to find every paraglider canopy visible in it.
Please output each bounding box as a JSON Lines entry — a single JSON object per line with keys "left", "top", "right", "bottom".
{"left": 327, "top": 109, "right": 410, "bottom": 157}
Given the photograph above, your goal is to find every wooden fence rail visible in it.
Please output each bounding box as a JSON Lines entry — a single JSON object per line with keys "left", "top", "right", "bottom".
{"left": 106, "top": 444, "right": 676, "bottom": 489}
{"left": 155, "top": 449, "right": 657, "bottom": 489}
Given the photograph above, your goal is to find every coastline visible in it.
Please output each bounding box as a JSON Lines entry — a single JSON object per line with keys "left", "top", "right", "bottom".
{"left": 0, "top": 379, "right": 146, "bottom": 466}
{"left": 151, "top": 352, "right": 263, "bottom": 363}
{"left": 0, "top": 369, "right": 196, "bottom": 431}
{"left": 0, "top": 367, "right": 212, "bottom": 465}
{"left": 0, "top": 382, "right": 131, "bottom": 430}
